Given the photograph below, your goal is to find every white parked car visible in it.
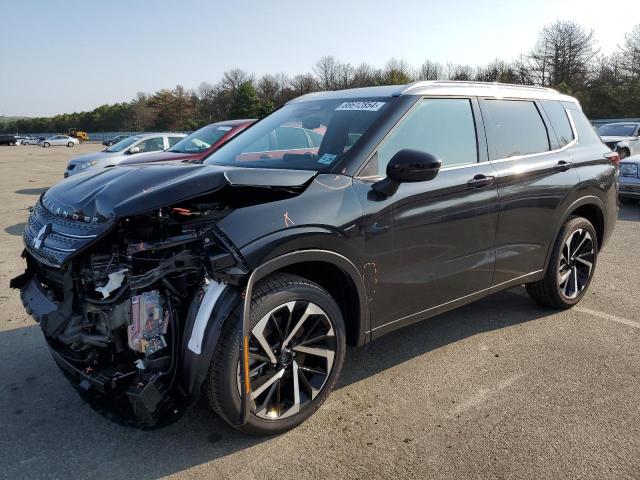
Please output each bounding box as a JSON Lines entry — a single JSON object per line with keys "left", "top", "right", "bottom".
{"left": 39, "top": 135, "right": 80, "bottom": 147}
{"left": 21, "top": 136, "right": 40, "bottom": 145}
{"left": 596, "top": 122, "right": 640, "bottom": 159}
{"left": 65, "top": 132, "right": 186, "bottom": 177}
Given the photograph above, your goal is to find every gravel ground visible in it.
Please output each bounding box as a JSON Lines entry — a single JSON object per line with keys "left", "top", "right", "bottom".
{"left": 0, "top": 143, "right": 638, "bottom": 480}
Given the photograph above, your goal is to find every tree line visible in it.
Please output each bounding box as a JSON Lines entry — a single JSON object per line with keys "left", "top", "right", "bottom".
{"left": 3, "top": 20, "right": 640, "bottom": 135}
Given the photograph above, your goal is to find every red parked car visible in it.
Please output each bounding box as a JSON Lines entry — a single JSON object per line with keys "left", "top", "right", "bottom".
{"left": 128, "top": 119, "right": 255, "bottom": 165}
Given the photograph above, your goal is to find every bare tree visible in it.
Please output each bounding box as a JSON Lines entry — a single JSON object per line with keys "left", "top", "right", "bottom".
{"left": 221, "top": 69, "right": 251, "bottom": 93}
{"left": 314, "top": 56, "right": 341, "bottom": 90}
{"left": 290, "top": 73, "right": 318, "bottom": 96}
{"left": 529, "top": 20, "right": 598, "bottom": 87}
{"left": 417, "top": 60, "right": 444, "bottom": 80}
{"left": 619, "top": 24, "right": 640, "bottom": 79}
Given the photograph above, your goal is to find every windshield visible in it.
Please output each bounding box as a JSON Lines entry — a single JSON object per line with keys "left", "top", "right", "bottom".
{"left": 597, "top": 124, "right": 638, "bottom": 137}
{"left": 169, "top": 124, "right": 233, "bottom": 154}
{"left": 106, "top": 135, "right": 141, "bottom": 152}
{"left": 204, "top": 98, "right": 392, "bottom": 171}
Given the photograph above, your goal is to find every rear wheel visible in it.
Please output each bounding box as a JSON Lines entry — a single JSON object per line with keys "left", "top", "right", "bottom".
{"left": 43, "top": 142, "right": 50, "bottom": 147}
{"left": 67, "top": 141, "right": 74, "bottom": 147}
{"left": 204, "top": 273, "right": 346, "bottom": 435}
{"left": 526, "top": 216, "right": 598, "bottom": 309}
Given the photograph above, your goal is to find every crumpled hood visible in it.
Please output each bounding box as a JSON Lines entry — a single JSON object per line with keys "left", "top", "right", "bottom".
{"left": 42, "top": 163, "right": 317, "bottom": 223}
{"left": 601, "top": 136, "right": 635, "bottom": 143}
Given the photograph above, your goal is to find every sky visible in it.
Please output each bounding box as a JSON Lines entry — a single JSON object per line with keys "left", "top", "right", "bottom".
{"left": 1, "top": 0, "right": 637, "bottom": 117}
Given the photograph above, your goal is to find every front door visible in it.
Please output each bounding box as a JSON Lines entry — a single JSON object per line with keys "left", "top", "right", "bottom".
{"left": 356, "top": 97, "right": 499, "bottom": 335}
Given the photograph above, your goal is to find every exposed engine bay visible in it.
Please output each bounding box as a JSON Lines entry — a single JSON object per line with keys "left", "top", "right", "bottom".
{"left": 11, "top": 169, "right": 312, "bottom": 426}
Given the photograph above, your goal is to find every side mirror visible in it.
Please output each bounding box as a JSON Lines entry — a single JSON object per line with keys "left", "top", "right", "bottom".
{"left": 372, "top": 149, "right": 441, "bottom": 197}
{"left": 129, "top": 146, "right": 140, "bottom": 154}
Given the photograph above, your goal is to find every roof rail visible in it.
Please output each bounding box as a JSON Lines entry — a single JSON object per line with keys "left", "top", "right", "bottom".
{"left": 399, "top": 80, "right": 559, "bottom": 95}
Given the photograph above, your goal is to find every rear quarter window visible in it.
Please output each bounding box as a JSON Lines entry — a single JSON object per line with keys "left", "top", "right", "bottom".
{"left": 482, "top": 100, "right": 550, "bottom": 160}
{"left": 540, "top": 100, "right": 574, "bottom": 149}
{"left": 568, "top": 110, "right": 605, "bottom": 146}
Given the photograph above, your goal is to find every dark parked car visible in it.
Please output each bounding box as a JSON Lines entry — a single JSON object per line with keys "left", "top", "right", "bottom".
{"left": 618, "top": 155, "right": 640, "bottom": 203}
{"left": 135, "top": 119, "right": 255, "bottom": 164}
{"left": 0, "top": 135, "right": 18, "bottom": 146}
{"left": 11, "top": 81, "right": 617, "bottom": 436}
{"left": 102, "top": 135, "right": 131, "bottom": 146}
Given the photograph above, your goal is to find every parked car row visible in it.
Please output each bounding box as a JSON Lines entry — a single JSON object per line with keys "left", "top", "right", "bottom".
{"left": 65, "top": 120, "right": 254, "bottom": 176}
{"left": 0, "top": 134, "right": 79, "bottom": 147}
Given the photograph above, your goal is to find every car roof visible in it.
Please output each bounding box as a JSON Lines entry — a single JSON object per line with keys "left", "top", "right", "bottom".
{"left": 622, "top": 154, "right": 640, "bottom": 164}
{"left": 288, "top": 80, "right": 579, "bottom": 105}
{"left": 133, "top": 132, "right": 187, "bottom": 139}
{"left": 211, "top": 119, "right": 256, "bottom": 127}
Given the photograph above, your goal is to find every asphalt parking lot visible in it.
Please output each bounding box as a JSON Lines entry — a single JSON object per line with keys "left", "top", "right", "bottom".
{"left": 0, "top": 143, "right": 639, "bottom": 480}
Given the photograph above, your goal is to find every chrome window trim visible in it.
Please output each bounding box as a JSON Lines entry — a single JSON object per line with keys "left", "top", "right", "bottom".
{"left": 355, "top": 96, "right": 480, "bottom": 180}
{"left": 487, "top": 106, "right": 579, "bottom": 165}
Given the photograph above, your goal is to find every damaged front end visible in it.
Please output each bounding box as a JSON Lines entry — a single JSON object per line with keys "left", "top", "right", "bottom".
{"left": 11, "top": 164, "right": 314, "bottom": 427}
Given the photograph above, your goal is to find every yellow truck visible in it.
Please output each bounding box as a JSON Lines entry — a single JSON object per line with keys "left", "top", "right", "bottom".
{"left": 68, "top": 128, "right": 89, "bottom": 142}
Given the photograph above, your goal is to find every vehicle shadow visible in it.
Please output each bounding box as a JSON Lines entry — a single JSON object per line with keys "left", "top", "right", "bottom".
{"left": 0, "top": 287, "right": 549, "bottom": 479}
{"left": 618, "top": 203, "right": 640, "bottom": 222}
{"left": 4, "top": 223, "right": 25, "bottom": 236}
{"left": 15, "top": 187, "right": 48, "bottom": 196}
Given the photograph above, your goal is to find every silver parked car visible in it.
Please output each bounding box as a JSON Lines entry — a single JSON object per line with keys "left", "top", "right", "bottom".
{"left": 64, "top": 132, "right": 187, "bottom": 177}
{"left": 597, "top": 122, "right": 640, "bottom": 159}
{"left": 39, "top": 135, "right": 80, "bottom": 147}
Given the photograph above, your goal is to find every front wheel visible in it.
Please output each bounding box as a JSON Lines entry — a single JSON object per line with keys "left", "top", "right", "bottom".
{"left": 43, "top": 142, "right": 50, "bottom": 147}
{"left": 204, "top": 273, "right": 346, "bottom": 435}
{"left": 526, "top": 216, "right": 598, "bottom": 309}
{"left": 67, "top": 142, "right": 74, "bottom": 147}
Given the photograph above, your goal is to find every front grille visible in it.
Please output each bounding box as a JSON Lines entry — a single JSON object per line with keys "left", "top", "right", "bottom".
{"left": 23, "top": 201, "right": 110, "bottom": 267}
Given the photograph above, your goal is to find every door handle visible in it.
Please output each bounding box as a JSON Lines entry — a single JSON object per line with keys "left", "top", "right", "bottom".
{"left": 555, "top": 160, "right": 574, "bottom": 172}
{"left": 467, "top": 174, "right": 495, "bottom": 188}
{"left": 259, "top": 154, "right": 272, "bottom": 159}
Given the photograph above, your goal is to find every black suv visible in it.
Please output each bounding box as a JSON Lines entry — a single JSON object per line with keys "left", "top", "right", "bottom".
{"left": 12, "top": 81, "right": 617, "bottom": 435}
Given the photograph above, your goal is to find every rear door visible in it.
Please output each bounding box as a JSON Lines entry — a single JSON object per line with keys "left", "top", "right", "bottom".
{"left": 480, "top": 98, "right": 580, "bottom": 285}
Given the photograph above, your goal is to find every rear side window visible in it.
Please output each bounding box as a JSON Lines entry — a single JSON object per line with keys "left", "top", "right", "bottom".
{"left": 569, "top": 110, "right": 605, "bottom": 146}
{"left": 540, "top": 100, "right": 574, "bottom": 149}
{"left": 482, "top": 100, "right": 549, "bottom": 160}
{"left": 364, "top": 98, "right": 478, "bottom": 178}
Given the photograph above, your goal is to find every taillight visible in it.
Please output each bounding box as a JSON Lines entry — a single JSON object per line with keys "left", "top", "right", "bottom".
{"left": 605, "top": 151, "right": 620, "bottom": 166}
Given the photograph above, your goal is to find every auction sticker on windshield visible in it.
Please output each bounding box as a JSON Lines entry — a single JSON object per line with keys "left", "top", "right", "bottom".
{"left": 336, "top": 101, "right": 386, "bottom": 111}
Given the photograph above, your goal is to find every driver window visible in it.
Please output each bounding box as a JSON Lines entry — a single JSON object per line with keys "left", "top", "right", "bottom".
{"left": 137, "top": 137, "right": 165, "bottom": 152}
{"left": 361, "top": 98, "right": 478, "bottom": 179}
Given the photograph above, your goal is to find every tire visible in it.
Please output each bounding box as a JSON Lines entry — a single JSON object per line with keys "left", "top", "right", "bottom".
{"left": 526, "top": 216, "right": 598, "bottom": 309}
{"left": 67, "top": 142, "right": 74, "bottom": 147}
{"left": 43, "top": 142, "right": 50, "bottom": 147}
{"left": 204, "top": 273, "right": 346, "bottom": 436}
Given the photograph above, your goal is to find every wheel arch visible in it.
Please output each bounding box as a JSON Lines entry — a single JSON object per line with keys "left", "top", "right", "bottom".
{"left": 246, "top": 250, "right": 369, "bottom": 348}
{"left": 543, "top": 195, "right": 606, "bottom": 273}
